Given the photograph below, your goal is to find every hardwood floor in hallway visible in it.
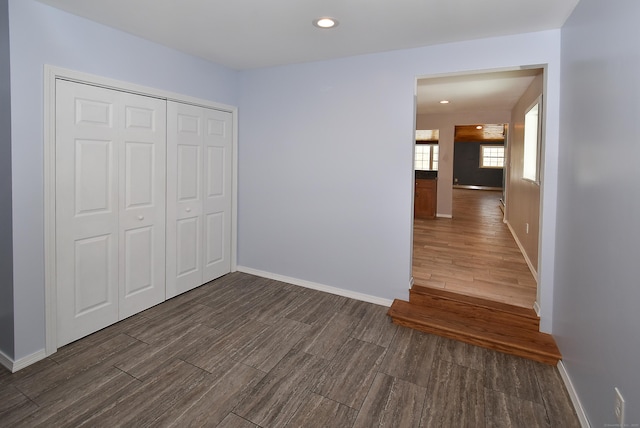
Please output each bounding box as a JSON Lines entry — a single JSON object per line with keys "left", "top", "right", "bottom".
{"left": 413, "top": 188, "right": 537, "bottom": 308}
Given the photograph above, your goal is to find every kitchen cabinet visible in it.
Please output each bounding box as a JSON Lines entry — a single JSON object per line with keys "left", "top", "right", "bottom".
{"left": 415, "top": 179, "right": 437, "bottom": 219}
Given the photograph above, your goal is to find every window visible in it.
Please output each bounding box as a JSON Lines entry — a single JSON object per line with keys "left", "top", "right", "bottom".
{"left": 523, "top": 99, "right": 541, "bottom": 182}
{"left": 415, "top": 144, "right": 438, "bottom": 171}
{"left": 480, "top": 145, "right": 504, "bottom": 168}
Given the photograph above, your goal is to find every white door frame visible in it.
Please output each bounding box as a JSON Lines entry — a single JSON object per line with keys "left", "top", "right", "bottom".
{"left": 43, "top": 65, "right": 238, "bottom": 356}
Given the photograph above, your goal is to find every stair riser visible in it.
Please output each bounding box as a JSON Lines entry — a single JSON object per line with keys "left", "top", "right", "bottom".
{"left": 409, "top": 291, "right": 540, "bottom": 332}
{"left": 390, "top": 317, "right": 558, "bottom": 366}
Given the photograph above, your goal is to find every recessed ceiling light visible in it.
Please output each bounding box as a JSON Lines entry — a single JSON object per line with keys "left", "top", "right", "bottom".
{"left": 439, "top": 100, "right": 449, "bottom": 104}
{"left": 476, "top": 125, "right": 483, "bottom": 130}
{"left": 313, "top": 17, "right": 339, "bottom": 29}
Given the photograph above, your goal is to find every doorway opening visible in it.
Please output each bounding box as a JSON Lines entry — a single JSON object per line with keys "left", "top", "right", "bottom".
{"left": 412, "top": 67, "right": 545, "bottom": 310}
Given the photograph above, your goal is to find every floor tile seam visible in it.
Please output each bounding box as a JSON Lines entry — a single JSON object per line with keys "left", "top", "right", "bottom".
{"left": 233, "top": 360, "right": 319, "bottom": 427}
{"left": 439, "top": 357, "right": 486, "bottom": 387}
{"left": 346, "top": 331, "right": 392, "bottom": 351}
{"left": 482, "top": 385, "right": 546, "bottom": 407}
{"left": 530, "top": 365, "right": 560, "bottom": 425}
{"left": 229, "top": 411, "right": 263, "bottom": 428}
{"left": 18, "top": 358, "right": 115, "bottom": 404}
{"left": 6, "top": 358, "right": 61, "bottom": 387}
{"left": 26, "top": 363, "right": 130, "bottom": 412}
{"left": 112, "top": 364, "right": 144, "bottom": 383}
{"left": 3, "top": 383, "right": 41, "bottom": 416}
{"left": 154, "top": 370, "right": 238, "bottom": 427}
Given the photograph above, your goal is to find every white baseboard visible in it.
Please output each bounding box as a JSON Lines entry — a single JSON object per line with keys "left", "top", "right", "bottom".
{"left": 0, "top": 349, "right": 12, "bottom": 372}
{"left": 436, "top": 213, "right": 453, "bottom": 219}
{"left": 557, "top": 360, "right": 590, "bottom": 428}
{"left": 505, "top": 220, "right": 538, "bottom": 282}
{"left": 0, "top": 348, "right": 47, "bottom": 373}
{"left": 236, "top": 266, "right": 394, "bottom": 307}
{"left": 533, "top": 301, "right": 541, "bottom": 316}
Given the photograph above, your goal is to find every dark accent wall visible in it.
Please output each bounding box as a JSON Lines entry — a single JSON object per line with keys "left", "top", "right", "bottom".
{"left": 453, "top": 141, "right": 503, "bottom": 187}
{"left": 0, "top": 0, "right": 14, "bottom": 360}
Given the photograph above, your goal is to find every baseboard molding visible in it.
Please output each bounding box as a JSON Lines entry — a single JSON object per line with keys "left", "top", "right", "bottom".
{"left": 453, "top": 185, "right": 503, "bottom": 191}
{"left": 0, "top": 349, "right": 12, "bottom": 372}
{"left": 436, "top": 213, "right": 453, "bottom": 219}
{"left": 0, "top": 348, "right": 47, "bottom": 373}
{"left": 557, "top": 360, "right": 590, "bottom": 427}
{"left": 236, "top": 266, "right": 394, "bottom": 307}
{"left": 533, "top": 301, "right": 541, "bottom": 316}
{"left": 505, "top": 220, "right": 538, "bottom": 282}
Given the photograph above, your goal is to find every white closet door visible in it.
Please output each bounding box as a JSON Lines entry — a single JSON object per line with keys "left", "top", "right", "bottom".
{"left": 166, "top": 102, "right": 204, "bottom": 297}
{"left": 202, "top": 108, "right": 233, "bottom": 282}
{"left": 166, "top": 102, "right": 232, "bottom": 298}
{"left": 56, "top": 81, "right": 167, "bottom": 346}
{"left": 56, "top": 80, "right": 120, "bottom": 346}
{"left": 118, "top": 92, "right": 167, "bottom": 318}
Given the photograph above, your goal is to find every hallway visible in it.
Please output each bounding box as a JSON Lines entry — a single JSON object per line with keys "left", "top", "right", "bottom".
{"left": 412, "top": 188, "right": 537, "bottom": 308}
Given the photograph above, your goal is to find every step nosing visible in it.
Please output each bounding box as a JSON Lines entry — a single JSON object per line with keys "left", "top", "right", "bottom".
{"left": 390, "top": 312, "right": 560, "bottom": 359}
{"left": 388, "top": 300, "right": 561, "bottom": 363}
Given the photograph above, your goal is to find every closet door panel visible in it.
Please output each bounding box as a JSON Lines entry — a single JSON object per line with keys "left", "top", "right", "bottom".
{"left": 56, "top": 80, "right": 120, "bottom": 347}
{"left": 202, "top": 109, "right": 233, "bottom": 282}
{"left": 118, "top": 92, "right": 166, "bottom": 318}
{"left": 166, "top": 102, "right": 204, "bottom": 297}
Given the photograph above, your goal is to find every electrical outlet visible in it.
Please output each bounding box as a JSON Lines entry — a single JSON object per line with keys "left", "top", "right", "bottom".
{"left": 614, "top": 387, "right": 625, "bottom": 427}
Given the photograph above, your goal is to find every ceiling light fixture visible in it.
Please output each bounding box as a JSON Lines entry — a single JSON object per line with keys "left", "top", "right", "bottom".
{"left": 313, "top": 17, "right": 339, "bottom": 29}
{"left": 476, "top": 125, "right": 483, "bottom": 130}
{"left": 439, "top": 100, "right": 450, "bottom": 104}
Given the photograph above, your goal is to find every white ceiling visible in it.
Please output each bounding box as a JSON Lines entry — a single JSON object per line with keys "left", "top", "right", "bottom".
{"left": 416, "top": 68, "right": 544, "bottom": 116}
{"left": 35, "top": 0, "right": 578, "bottom": 71}
{"left": 35, "top": 0, "right": 574, "bottom": 116}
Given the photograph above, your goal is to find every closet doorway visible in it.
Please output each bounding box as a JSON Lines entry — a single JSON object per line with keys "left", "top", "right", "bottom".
{"left": 44, "top": 67, "right": 238, "bottom": 354}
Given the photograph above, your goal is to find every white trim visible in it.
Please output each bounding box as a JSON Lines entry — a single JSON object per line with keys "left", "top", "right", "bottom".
{"left": 0, "top": 349, "right": 47, "bottom": 373}
{"left": 43, "top": 65, "right": 239, "bottom": 357}
{"left": 236, "top": 266, "right": 394, "bottom": 307}
{"left": 44, "top": 66, "right": 57, "bottom": 356}
{"left": 557, "top": 361, "right": 591, "bottom": 428}
{"left": 0, "top": 349, "right": 12, "bottom": 372}
{"left": 505, "top": 220, "right": 538, "bottom": 282}
{"left": 533, "top": 301, "right": 541, "bottom": 316}
{"left": 12, "top": 349, "right": 47, "bottom": 373}
{"left": 436, "top": 213, "right": 453, "bottom": 219}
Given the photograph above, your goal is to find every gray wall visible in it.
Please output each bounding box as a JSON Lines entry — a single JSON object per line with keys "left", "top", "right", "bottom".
{"left": 8, "top": 0, "right": 239, "bottom": 361}
{"left": 453, "top": 141, "right": 504, "bottom": 188}
{"left": 556, "top": 0, "right": 640, "bottom": 425}
{"left": 0, "top": 0, "right": 14, "bottom": 360}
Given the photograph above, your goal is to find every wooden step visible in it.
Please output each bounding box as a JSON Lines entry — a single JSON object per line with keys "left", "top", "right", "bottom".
{"left": 409, "top": 285, "right": 540, "bottom": 332}
{"left": 387, "top": 299, "right": 561, "bottom": 365}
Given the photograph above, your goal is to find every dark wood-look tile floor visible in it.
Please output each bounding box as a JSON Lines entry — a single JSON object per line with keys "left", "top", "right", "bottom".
{"left": 413, "top": 189, "right": 537, "bottom": 308}
{"left": 0, "top": 273, "right": 579, "bottom": 427}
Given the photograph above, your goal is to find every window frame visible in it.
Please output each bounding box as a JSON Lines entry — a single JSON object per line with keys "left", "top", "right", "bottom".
{"left": 414, "top": 143, "right": 439, "bottom": 171}
{"left": 479, "top": 144, "right": 505, "bottom": 169}
{"left": 522, "top": 96, "right": 542, "bottom": 184}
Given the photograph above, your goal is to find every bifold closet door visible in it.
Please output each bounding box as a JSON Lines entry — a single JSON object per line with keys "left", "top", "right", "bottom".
{"left": 166, "top": 101, "right": 232, "bottom": 298}
{"left": 56, "top": 80, "right": 166, "bottom": 347}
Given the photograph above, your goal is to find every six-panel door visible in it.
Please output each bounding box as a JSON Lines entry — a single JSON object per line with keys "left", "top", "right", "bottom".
{"left": 56, "top": 80, "right": 167, "bottom": 346}
{"left": 56, "top": 81, "right": 120, "bottom": 346}
{"left": 166, "top": 102, "right": 232, "bottom": 298}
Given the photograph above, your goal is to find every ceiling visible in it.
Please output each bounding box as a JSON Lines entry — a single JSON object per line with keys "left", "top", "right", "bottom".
{"left": 35, "top": 1, "right": 571, "bottom": 118}
{"left": 416, "top": 68, "right": 544, "bottom": 116}
{"left": 35, "top": 0, "right": 579, "bottom": 71}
